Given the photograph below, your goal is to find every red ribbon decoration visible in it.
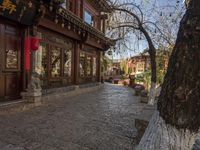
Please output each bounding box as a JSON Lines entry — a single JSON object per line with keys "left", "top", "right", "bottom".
{"left": 24, "top": 37, "right": 31, "bottom": 71}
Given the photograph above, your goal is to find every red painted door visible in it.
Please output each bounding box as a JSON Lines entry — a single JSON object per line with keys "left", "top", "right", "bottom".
{"left": 0, "top": 22, "right": 22, "bottom": 101}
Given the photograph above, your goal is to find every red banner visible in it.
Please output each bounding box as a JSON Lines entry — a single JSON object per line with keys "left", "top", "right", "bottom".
{"left": 24, "top": 37, "right": 31, "bottom": 71}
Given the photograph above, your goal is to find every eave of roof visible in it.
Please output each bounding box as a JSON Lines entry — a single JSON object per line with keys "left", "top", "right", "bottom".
{"left": 89, "top": 0, "right": 112, "bottom": 12}
{"left": 57, "top": 7, "right": 114, "bottom": 46}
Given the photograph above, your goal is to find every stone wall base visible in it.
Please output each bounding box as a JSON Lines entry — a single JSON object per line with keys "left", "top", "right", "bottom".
{"left": 42, "top": 83, "right": 102, "bottom": 102}
{"left": 0, "top": 83, "right": 103, "bottom": 114}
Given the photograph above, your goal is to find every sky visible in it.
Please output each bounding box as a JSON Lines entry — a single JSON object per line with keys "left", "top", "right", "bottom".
{"left": 107, "top": 0, "right": 185, "bottom": 60}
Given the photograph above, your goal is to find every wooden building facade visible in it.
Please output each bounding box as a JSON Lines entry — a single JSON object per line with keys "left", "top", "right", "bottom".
{"left": 0, "top": 0, "right": 113, "bottom": 101}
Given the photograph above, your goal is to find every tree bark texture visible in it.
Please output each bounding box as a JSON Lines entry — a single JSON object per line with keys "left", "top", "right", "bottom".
{"left": 158, "top": 0, "right": 200, "bottom": 132}
{"left": 148, "top": 82, "right": 156, "bottom": 105}
{"left": 137, "top": 111, "right": 198, "bottom": 150}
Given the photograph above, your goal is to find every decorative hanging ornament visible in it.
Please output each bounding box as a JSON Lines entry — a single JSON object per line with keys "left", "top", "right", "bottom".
{"left": 55, "top": 16, "right": 58, "bottom": 24}
{"left": 31, "top": 37, "right": 40, "bottom": 51}
{"left": 58, "top": 7, "right": 62, "bottom": 13}
{"left": 82, "top": 31, "right": 86, "bottom": 37}
{"left": 28, "top": 1, "right": 32, "bottom": 8}
{"left": 108, "top": 51, "right": 112, "bottom": 55}
{"left": 68, "top": 23, "right": 71, "bottom": 30}
{"left": 61, "top": 23, "right": 65, "bottom": 28}
{"left": 49, "top": 5, "right": 53, "bottom": 11}
{"left": 61, "top": 19, "right": 65, "bottom": 28}
{"left": 78, "top": 29, "right": 81, "bottom": 35}
{"left": 73, "top": 25, "right": 76, "bottom": 32}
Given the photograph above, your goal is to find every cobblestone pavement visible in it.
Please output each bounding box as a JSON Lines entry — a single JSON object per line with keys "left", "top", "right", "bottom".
{"left": 0, "top": 83, "right": 153, "bottom": 150}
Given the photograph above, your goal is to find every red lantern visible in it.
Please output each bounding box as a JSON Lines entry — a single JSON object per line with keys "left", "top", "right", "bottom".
{"left": 31, "top": 37, "right": 40, "bottom": 51}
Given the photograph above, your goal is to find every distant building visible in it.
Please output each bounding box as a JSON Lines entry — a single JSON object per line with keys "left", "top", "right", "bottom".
{"left": 104, "top": 59, "right": 122, "bottom": 80}
{"left": 129, "top": 52, "right": 151, "bottom": 76}
{"left": 128, "top": 51, "right": 169, "bottom": 76}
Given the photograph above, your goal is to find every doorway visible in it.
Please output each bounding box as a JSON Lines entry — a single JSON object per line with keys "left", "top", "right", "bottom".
{"left": 0, "top": 22, "right": 22, "bottom": 101}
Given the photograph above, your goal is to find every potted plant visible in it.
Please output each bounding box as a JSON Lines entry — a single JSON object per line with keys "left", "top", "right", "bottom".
{"left": 140, "top": 90, "right": 148, "bottom": 103}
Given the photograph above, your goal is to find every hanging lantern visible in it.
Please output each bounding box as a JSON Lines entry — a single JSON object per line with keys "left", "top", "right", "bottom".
{"left": 73, "top": 25, "right": 76, "bottom": 32}
{"left": 23, "top": 6, "right": 27, "bottom": 11}
{"left": 61, "top": 18, "right": 65, "bottom": 28}
{"left": 78, "top": 29, "right": 81, "bottom": 35}
{"left": 108, "top": 51, "right": 112, "bottom": 55}
{"left": 54, "top": 16, "right": 58, "bottom": 24}
{"left": 61, "top": 23, "right": 65, "bottom": 28}
{"left": 28, "top": 1, "right": 32, "bottom": 7}
{"left": 31, "top": 37, "right": 40, "bottom": 51}
{"left": 68, "top": 23, "right": 71, "bottom": 30}
{"left": 82, "top": 31, "right": 85, "bottom": 37}
{"left": 58, "top": 7, "right": 62, "bottom": 13}
{"left": 49, "top": 5, "right": 53, "bottom": 11}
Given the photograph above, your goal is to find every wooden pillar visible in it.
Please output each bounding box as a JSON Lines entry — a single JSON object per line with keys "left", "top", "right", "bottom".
{"left": 97, "top": 51, "right": 101, "bottom": 82}
{"left": 74, "top": 0, "right": 77, "bottom": 15}
{"left": 22, "top": 29, "right": 27, "bottom": 91}
{"left": 80, "top": 0, "right": 84, "bottom": 19}
{"left": 74, "top": 41, "right": 80, "bottom": 85}
{"left": 102, "top": 18, "right": 106, "bottom": 34}
{"left": 23, "top": 27, "right": 32, "bottom": 90}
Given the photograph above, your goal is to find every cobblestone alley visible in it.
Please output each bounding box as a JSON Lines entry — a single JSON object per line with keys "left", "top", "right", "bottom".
{"left": 0, "top": 84, "right": 154, "bottom": 150}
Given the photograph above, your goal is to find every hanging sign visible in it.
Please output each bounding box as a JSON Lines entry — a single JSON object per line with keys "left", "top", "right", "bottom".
{"left": 0, "top": 0, "right": 16, "bottom": 14}
{"left": 0, "top": 0, "right": 37, "bottom": 25}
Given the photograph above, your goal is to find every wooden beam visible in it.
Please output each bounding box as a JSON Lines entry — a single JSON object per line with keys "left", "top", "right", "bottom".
{"left": 38, "top": 18, "right": 81, "bottom": 41}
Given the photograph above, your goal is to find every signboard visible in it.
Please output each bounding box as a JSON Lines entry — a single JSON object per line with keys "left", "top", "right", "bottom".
{"left": 0, "top": 0, "right": 37, "bottom": 25}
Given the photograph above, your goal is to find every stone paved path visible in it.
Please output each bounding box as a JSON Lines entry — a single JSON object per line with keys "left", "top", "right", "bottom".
{"left": 0, "top": 83, "right": 153, "bottom": 150}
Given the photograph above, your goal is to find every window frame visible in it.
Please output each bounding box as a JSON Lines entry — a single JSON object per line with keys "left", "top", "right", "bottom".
{"left": 79, "top": 49, "right": 98, "bottom": 83}
{"left": 37, "top": 30, "right": 74, "bottom": 88}
{"left": 84, "top": 10, "right": 93, "bottom": 25}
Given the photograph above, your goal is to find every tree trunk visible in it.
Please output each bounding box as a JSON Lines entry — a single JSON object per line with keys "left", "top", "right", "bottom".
{"left": 148, "top": 47, "right": 157, "bottom": 105}
{"left": 138, "top": 0, "right": 200, "bottom": 148}
{"left": 158, "top": 0, "right": 200, "bottom": 132}
{"left": 137, "top": 111, "right": 198, "bottom": 150}
{"left": 140, "top": 27, "right": 157, "bottom": 105}
{"left": 148, "top": 82, "right": 156, "bottom": 105}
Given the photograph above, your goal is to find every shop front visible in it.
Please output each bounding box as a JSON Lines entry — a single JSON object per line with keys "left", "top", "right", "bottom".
{"left": 0, "top": 0, "right": 113, "bottom": 102}
{"left": 79, "top": 45, "right": 99, "bottom": 84}
{"left": 0, "top": 0, "right": 39, "bottom": 101}
{"left": 34, "top": 27, "right": 100, "bottom": 88}
{"left": 34, "top": 28, "right": 74, "bottom": 89}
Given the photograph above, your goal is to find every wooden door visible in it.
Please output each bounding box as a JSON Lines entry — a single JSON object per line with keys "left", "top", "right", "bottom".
{"left": 0, "top": 22, "right": 22, "bottom": 101}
